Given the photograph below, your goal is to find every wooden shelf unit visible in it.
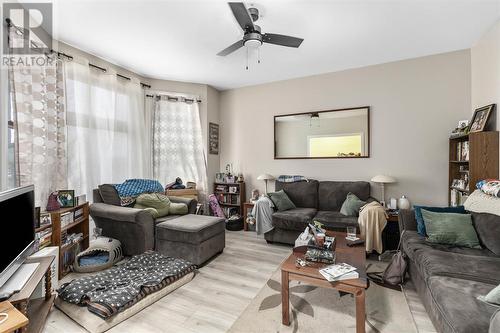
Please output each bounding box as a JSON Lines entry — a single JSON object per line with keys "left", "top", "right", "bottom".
{"left": 449, "top": 131, "right": 499, "bottom": 205}
{"left": 213, "top": 182, "right": 246, "bottom": 217}
{"left": 45, "top": 202, "right": 90, "bottom": 279}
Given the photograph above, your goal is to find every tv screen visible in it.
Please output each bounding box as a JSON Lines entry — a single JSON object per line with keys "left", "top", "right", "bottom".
{"left": 0, "top": 185, "right": 35, "bottom": 286}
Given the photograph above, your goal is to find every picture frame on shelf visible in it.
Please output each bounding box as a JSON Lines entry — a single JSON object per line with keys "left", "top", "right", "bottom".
{"left": 215, "top": 172, "right": 225, "bottom": 183}
{"left": 40, "top": 213, "right": 52, "bottom": 227}
{"left": 57, "top": 190, "right": 75, "bottom": 208}
{"left": 469, "top": 104, "right": 494, "bottom": 133}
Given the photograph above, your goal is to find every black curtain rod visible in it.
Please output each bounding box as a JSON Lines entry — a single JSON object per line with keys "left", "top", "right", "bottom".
{"left": 146, "top": 94, "right": 201, "bottom": 103}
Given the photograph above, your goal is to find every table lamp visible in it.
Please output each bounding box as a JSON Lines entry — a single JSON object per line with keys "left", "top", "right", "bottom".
{"left": 370, "top": 175, "right": 396, "bottom": 207}
{"left": 257, "top": 174, "right": 275, "bottom": 194}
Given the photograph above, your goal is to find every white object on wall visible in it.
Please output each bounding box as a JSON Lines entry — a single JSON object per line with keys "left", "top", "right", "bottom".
{"left": 30, "top": 246, "right": 59, "bottom": 299}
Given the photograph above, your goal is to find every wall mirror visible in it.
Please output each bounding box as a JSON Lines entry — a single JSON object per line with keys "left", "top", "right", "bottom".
{"left": 274, "top": 106, "right": 370, "bottom": 159}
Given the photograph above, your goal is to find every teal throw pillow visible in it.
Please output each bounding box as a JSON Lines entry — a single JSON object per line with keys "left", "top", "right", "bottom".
{"left": 421, "top": 210, "right": 481, "bottom": 248}
{"left": 478, "top": 284, "right": 500, "bottom": 306}
{"left": 340, "top": 192, "right": 366, "bottom": 217}
{"left": 267, "top": 190, "right": 296, "bottom": 211}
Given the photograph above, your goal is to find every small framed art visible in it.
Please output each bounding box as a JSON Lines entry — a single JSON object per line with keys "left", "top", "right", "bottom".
{"left": 57, "top": 190, "right": 75, "bottom": 208}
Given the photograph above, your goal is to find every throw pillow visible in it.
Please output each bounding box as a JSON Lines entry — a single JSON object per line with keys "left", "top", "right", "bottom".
{"left": 98, "top": 184, "right": 121, "bottom": 206}
{"left": 471, "top": 212, "right": 500, "bottom": 256}
{"left": 267, "top": 190, "right": 296, "bottom": 211}
{"left": 169, "top": 202, "right": 189, "bottom": 215}
{"left": 340, "top": 192, "right": 366, "bottom": 217}
{"left": 421, "top": 210, "right": 481, "bottom": 248}
{"left": 134, "top": 193, "right": 170, "bottom": 218}
{"left": 478, "top": 284, "right": 500, "bottom": 306}
{"left": 134, "top": 206, "right": 160, "bottom": 219}
{"left": 414, "top": 205, "right": 466, "bottom": 236}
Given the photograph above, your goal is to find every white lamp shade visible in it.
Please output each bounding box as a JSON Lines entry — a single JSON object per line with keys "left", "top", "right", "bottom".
{"left": 257, "top": 173, "right": 275, "bottom": 181}
{"left": 371, "top": 175, "right": 396, "bottom": 184}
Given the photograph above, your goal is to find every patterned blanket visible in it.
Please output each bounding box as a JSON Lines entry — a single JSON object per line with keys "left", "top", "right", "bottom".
{"left": 277, "top": 175, "right": 309, "bottom": 183}
{"left": 114, "top": 179, "right": 164, "bottom": 206}
{"left": 476, "top": 179, "right": 500, "bottom": 198}
{"left": 57, "top": 252, "right": 195, "bottom": 319}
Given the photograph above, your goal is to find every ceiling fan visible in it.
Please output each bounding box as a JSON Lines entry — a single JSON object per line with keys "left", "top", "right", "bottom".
{"left": 217, "top": 2, "right": 304, "bottom": 57}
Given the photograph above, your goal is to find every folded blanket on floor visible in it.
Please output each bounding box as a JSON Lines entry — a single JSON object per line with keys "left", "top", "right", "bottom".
{"left": 276, "top": 175, "right": 309, "bottom": 183}
{"left": 57, "top": 251, "right": 196, "bottom": 319}
{"left": 114, "top": 179, "right": 164, "bottom": 206}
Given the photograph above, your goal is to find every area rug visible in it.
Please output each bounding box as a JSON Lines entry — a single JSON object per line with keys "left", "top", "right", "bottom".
{"left": 229, "top": 261, "right": 417, "bottom": 333}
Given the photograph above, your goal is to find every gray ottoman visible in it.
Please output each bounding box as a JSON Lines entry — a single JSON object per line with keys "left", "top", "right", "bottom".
{"left": 155, "top": 214, "right": 225, "bottom": 266}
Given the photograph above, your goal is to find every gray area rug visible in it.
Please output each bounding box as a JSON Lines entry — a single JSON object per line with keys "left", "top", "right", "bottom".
{"left": 229, "top": 261, "right": 417, "bottom": 333}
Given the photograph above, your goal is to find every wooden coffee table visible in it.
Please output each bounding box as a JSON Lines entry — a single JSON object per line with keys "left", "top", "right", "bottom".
{"left": 280, "top": 231, "right": 368, "bottom": 333}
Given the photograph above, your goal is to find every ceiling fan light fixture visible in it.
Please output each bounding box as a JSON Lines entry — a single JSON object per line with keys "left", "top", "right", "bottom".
{"left": 244, "top": 39, "right": 262, "bottom": 48}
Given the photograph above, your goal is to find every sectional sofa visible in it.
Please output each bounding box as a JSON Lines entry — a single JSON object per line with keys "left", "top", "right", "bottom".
{"left": 264, "top": 180, "right": 376, "bottom": 244}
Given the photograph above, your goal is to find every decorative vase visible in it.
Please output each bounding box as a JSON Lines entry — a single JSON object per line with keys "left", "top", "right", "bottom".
{"left": 398, "top": 195, "right": 411, "bottom": 210}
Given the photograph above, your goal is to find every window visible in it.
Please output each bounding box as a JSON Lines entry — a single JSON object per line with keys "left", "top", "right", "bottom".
{"left": 308, "top": 133, "right": 363, "bottom": 158}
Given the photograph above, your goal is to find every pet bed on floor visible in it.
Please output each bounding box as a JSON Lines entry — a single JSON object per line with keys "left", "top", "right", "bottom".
{"left": 73, "top": 237, "right": 123, "bottom": 273}
{"left": 55, "top": 272, "right": 194, "bottom": 333}
{"left": 57, "top": 251, "right": 195, "bottom": 320}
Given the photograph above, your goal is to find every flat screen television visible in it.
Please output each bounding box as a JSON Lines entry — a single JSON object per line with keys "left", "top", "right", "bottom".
{"left": 0, "top": 185, "right": 36, "bottom": 288}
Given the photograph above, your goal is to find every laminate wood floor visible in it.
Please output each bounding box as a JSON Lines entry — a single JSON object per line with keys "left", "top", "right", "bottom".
{"left": 42, "top": 231, "right": 435, "bottom": 332}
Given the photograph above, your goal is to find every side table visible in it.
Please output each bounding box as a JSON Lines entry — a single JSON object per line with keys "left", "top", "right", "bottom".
{"left": 0, "top": 301, "right": 28, "bottom": 333}
{"left": 243, "top": 202, "right": 255, "bottom": 231}
{"left": 383, "top": 213, "right": 401, "bottom": 251}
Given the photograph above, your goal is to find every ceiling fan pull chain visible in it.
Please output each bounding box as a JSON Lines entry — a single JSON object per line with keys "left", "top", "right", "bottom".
{"left": 258, "top": 47, "right": 261, "bottom": 64}
{"left": 246, "top": 47, "right": 249, "bottom": 70}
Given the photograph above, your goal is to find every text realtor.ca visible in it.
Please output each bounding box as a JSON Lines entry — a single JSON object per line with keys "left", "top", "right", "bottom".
{"left": 2, "top": 2, "right": 54, "bottom": 68}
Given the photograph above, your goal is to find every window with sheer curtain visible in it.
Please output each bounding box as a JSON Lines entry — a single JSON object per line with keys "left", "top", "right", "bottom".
{"left": 64, "top": 60, "right": 150, "bottom": 200}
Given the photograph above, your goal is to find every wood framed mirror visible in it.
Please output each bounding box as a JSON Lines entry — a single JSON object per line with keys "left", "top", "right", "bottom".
{"left": 274, "top": 106, "right": 370, "bottom": 159}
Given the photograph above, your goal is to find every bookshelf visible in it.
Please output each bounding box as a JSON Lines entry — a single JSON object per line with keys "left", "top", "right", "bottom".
{"left": 449, "top": 131, "right": 499, "bottom": 206}
{"left": 36, "top": 202, "right": 90, "bottom": 279}
{"left": 213, "top": 182, "right": 246, "bottom": 217}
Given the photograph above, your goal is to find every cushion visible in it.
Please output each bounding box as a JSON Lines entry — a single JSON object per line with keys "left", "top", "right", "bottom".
{"left": 156, "top": 215, "right": 225, "bottom": 244}
{"left": 479, "top": 284, "right": 500, "bottom": 306}
{"left": 421, "top": 210, "right": 481, "bottom": 248}
{"left": 267, "top": 190, "right": 296, "bottom": 211}
{"left": 313, "top": 211, "right": 358, "bottom": 230}
{"left": 134, "top": 193, "right": 170, "bottom": 218}
{"left": 318, "top": 181, "right": 370, "bottom": 211}
{"left": 414, "top": 205, "right": 466, "bottom": 236}
{"left": 477, "top": 179, "right": 500, "bottom": 197}
{"left": 98, "top": 184, "right": 121, "bottom": 206}
{"left": 272, "top": 208, "right": 317, "bottom": 231}
{"left": 169, "top": 203, "right": 188, "bottom": 215}
{"left": 340, "top": 192, "right": 366, "bottom": 217}
{"left": 472, "top": 212, "right": 500, "bottom": 256}
{"left": 275, "top": 180, "right": 319, "bottom": 208}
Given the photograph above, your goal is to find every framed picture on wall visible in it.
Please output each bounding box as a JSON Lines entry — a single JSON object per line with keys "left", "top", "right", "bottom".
{"left": 209, "top": 122, "right": 219, "bottom": 155}
{"left": 469, "top": 104, "right": 495, "bottom": 133}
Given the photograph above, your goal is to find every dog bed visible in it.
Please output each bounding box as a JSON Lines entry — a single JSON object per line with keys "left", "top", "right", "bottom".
{"left": 73, "top": 237, "right": 123, "bottom": 273}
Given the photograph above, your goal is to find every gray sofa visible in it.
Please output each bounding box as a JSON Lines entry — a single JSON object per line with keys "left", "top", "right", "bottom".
{"left": 264, "top": 180, "right": 375, "bottom": 244}
{"left": 399, "top": 209, "right": 500, "bottom": 333}
{"left": 90, "top": 184, "right": 198, "bottom": 256}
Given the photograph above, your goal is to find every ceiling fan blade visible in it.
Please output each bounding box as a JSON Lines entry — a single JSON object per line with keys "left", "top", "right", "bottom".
{"left": 262, "top": 33, "right": 304, "bottom": 48}
{"left": 228, "top": 2, "right": 255, "bottom": 32}
{"left": 217, "top": 40, "right": 244, "bottom": 56}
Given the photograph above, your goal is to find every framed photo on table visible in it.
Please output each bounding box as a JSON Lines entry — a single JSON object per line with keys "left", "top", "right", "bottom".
{"left": 57, "top": 190, "right": 75, "bottom": 208}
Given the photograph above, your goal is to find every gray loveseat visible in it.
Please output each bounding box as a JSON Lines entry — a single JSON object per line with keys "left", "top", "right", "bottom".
{"left": 399, "top": 209, "right": 500, "bottom": 333}
{"left": 90, "top": 184, "right": 198, "bottom": 256}
{"left": 264, "top": 180, "right": 376, "bottom": 244}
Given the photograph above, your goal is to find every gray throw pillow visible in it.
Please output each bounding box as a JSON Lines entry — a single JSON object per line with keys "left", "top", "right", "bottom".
{"left": 472, "top": 212, "right": 500, "bottom": 255}
{"left": 267, "top": 190, "right": 296, "bottom": 211}
{"left": 98, "top": 184, "right": 121, "bottom": 206}
{"left": 478, "top": 284, "right": 500, "bottom": 306}
{"left": 340, "top": 192, "right": 366, "bottom": 217}
{"left": 421, "top": 210, "right": 481, "bottom": 248}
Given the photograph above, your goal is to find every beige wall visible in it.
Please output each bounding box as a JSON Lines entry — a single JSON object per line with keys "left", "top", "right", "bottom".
{"left": 219, "top": 50, "right": 471, "bottom": 206}
{"left": 57, "top": 42, "right": 220, "bottom": 189}
{"left": 471, "top": 20, "right": 500, "bottom": 172}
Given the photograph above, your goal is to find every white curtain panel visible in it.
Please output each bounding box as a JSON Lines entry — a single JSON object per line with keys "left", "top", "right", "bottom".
{"left": 8, "top": 50, "right": 67, "bottom": 206}
{"left": 152, "top": 96, "right": 208, "bottom": 201}
{"left": 64, "top": 59, "right": 149, "bottom": 200}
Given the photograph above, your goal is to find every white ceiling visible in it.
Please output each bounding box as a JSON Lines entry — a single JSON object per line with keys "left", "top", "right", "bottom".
{"left": 53, "top": 0, "right": 500, "bottom": 90}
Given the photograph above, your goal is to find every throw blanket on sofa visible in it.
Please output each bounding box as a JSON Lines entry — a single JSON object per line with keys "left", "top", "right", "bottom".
{"left": 358, "top": 201, "right": 387, "bottom": 254}
{"left": 57, "top": 251, "right": 195, "bottom": 319}
{"left": 277, "top": 175, "right": 309, "bottom": 183}
{"left": 114, "top": 179, "right": 164, "bottom": 206}
{"left": 252, "top": 196, "right": 275, "bottom": 235}
{"left": 465, "top": 189, "right": 500, "bottom": 215}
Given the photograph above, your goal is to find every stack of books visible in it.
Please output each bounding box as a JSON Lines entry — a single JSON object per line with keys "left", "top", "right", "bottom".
{"left": 319, "top": 263, "right": 359, "bottom": 282}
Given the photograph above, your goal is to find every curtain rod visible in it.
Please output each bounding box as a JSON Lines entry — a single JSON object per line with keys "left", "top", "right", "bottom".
{"left": 146, "top": 94, "right": 202, "bottom": 104}
{"left": 5, "top": 18, "right": 152, "bottom": 89}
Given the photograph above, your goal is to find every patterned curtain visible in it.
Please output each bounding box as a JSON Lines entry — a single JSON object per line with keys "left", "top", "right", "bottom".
{"left": 8, "top": 27, "right": 67, "bottom": 206}
{"left": 152, "top": 95, "right": 207, "bottom": 201}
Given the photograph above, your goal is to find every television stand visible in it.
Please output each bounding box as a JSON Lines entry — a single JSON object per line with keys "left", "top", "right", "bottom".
{"left": 0, "top": 263, "right": 39, "bottom": 298}
{"left": 8, "top": 256, "right": 54, "bottom": 333}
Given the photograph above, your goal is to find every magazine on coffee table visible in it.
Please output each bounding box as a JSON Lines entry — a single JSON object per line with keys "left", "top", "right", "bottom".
{"left": 319, "top": 263, "right": 359, "bottom": 282}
